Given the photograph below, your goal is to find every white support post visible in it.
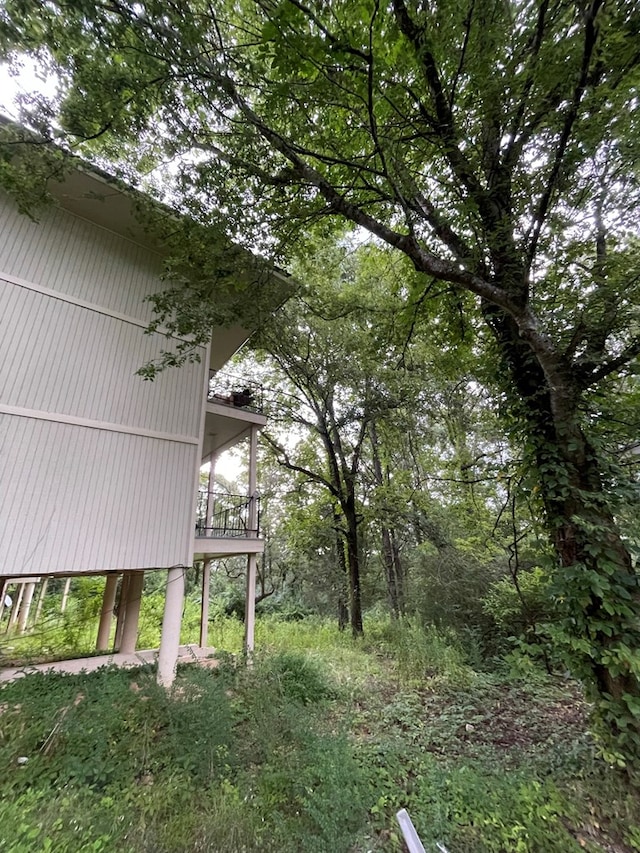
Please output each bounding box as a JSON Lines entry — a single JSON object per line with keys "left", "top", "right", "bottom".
{"left": 243, "top": 424, "right": 260, "bottom": 657}
{"left": 244, "top": 553, "right": 257, "bottom": 656}
{"left": 158, "top": 566, "right": 185, "bottom": 688}
{"left": 200, "top": 559, "right": 212, "bottom": 649}
{"left": 248, "top": 425, "right": 259, "bottom": 535}
{"left": 0, "top": 579, "right": 7, "bottom": 622}
{"left": 17, "top": 582, "right": 36, "bottom": 634}
{"left": 114, "top": 573, "right": 131, "bottom": 652}
{"left": 8, "top": 583, "right": 24, "bottom": 629}
{"left": 206, "top": 453, "right": 218, "bottom": 532}
{"left": 60, "top": 577, "right": 71, "bottom": 613}
{"left": 96, "top": 574, "right": 119, "bottom": 651}
{"left": 34, "top": 578, "right": 49, "bottom": 624}
{"left": 120, "top": 571, "right": 144, "bottom": 655}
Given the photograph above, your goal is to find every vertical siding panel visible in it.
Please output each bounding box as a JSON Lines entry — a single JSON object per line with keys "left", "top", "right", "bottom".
{"left": 0, "top": 190, "right": 210, "bottom": 578}
{"left": 0, "top": 415, "right": 21, "bottom": 570}
{"left": 0, "top": 203, "right": 163, "bottom": 321}
{"left": 28, "top": 295, "right": 55, "bottom": 412}
{"left": 0, "top": 284, "right": 23, "bottom": 400}
{"left": 83, "top": 310, "right": 105, "bottom": 420}
{"left": 94, "top": 319, "right": 120, "bottom": 423}
{"left": 0, "top": 285, "right": 203, "bottom": 437}
{"left": 86, "top": 428, "right": 112, "bottom": 567}
{"left": 0, "top": 417, "right": 197, "bottom": 575}
{"left": 117, "top": 331, "right": 138, "bottom": 427}
{"left": 68, "top": 309, "right": 95, "bottom": 415}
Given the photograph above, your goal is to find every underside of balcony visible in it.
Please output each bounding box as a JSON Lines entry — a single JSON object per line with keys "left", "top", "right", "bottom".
{"left": 193, "top": 537, "right": 264, "bottom": 559}
{"left": 202, "top": 370, "right": 267, "bottom": 458}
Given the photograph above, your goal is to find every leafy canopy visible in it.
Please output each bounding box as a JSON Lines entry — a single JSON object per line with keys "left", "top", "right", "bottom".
{"left": 1, "top": 1, "right": 639, "bottom": 386}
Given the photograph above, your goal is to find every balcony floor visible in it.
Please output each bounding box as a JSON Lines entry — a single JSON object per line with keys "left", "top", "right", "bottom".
{"left": 194, "top": 536, "right": 264, "bottom": 558}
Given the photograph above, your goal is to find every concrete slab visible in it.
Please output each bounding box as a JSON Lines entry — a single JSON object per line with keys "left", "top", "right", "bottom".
{"left": 0, "top": 645, "right": 218, "bottom": 684}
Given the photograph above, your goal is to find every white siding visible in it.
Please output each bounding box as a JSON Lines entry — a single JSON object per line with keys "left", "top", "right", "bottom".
{"left": 0, "top": 190, "right": 207, "bottom": 578}
{"left": 0, "top": 281, "right": 203, "bottom": 437}
{"left": 0, "top": 416, "right": 197, "bottom": 574}
{"left": 0, "top": 202, "right": 162, "bottom": 322}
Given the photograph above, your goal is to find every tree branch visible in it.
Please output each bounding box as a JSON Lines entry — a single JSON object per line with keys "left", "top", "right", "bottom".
{"left": 577, "top": 337, "right": 640, "bottom": 388}
{"left": 525, "top": 0, "right": 604, "bottom": 267}
{"left": 262, "top": 432, "right": 339, "bottom": 496}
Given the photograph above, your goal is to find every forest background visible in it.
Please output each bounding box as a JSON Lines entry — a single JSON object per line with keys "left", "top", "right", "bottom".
{"left": 1, "top": 0, "right": 640, "bottom": 800}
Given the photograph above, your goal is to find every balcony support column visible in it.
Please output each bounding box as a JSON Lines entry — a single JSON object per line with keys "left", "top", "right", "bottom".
{"left": 17, "top": 582, "right": 36, "bottom": 634}
{"left": 244, "top": 424, "right": 260, "bottom": 657}
{"left": 158, "top": 566, "right": 185, "bottom": 687}
{"left": 120, "top": 571, "right": 144, "bottom": 655}
{"left": 207, "top": 453, "right": 218, "bottom": 531}
{"left": 200, "top": 559, "right": 212, "bottom": 648}
{"left": 244, "top": 553, "right": 257, "bottom": 656}
{"left": 96, "top": 573, "right": 119, "bottom": 651}
{"left": 248, "top": 425, "right": 259, "bottom": 534}
{"left": 8, "top": 582, "right": 24, "bottom": 630}
{"left": 0, "top": 579, "right": 7, "bottom": 622}
{"left": 114, "top": 573, "right": 131, "bottom": 651}
{"left": 60, "top": 577, "right": 71, "bottom": 613}
{"left": 34, "top": 578, "right": 49, "bottom": 624}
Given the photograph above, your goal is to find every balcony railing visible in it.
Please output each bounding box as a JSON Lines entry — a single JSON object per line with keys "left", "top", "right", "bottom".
{"left": 195, "top": 490, "right": 261, "bottom": 538}
{"left": 207, "top": 370, "right": 264, "bottom": 413}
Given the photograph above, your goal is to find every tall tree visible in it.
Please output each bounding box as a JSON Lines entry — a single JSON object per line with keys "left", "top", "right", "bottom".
{"left": 255, "top": 247, "right": 407, "bottom": 635}
{"left": 2, "top": 0, "right": 640, "bottom": 759}
{"left": 368, "top": 419, "right": 406, "bottom": 618}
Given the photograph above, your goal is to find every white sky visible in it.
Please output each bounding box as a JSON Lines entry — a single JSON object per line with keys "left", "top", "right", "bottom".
{"left": 0, "top": 58, "right": 56, "bottom": 116}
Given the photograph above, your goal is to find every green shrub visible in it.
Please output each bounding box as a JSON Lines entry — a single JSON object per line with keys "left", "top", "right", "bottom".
{"left": 163, "top": 666, "right": 235, "bottom": 784}
{"left": 260, "top": 651, "right": 337, "bottom": 704}
{"left": 255, "top": 728, "right": 368, "bottom": 852}
{"left": 0, "top": 665, "right": 234, "bottom": 793}
{"left": 412, "top": 548, "right": 500, "bottom": 641}
{"left": 360, "top": 742, "right": 581, "bottom": 853}
{"left": 483, "top": 567, "right": 553, "bottom": 635}
{"left": 0, "top": 788, "right": 118, "bottom": 853}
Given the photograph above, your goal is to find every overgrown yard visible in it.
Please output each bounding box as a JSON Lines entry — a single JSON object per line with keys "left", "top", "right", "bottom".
{"left": 1, "top": 617, "right": 639, "bottom": 852}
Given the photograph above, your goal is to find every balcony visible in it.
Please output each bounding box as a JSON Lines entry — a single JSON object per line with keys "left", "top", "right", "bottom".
{"left": 207, "top": 370, "right": 264, "bottom": 413}
{"left": 203, "top": 371, "right": 267, "bottom": 459}
{"left": 195, "top": 490, "right": 260, "bottom": 538}
{"left": 194, "top": 490, "right": 263, "bottom": 558}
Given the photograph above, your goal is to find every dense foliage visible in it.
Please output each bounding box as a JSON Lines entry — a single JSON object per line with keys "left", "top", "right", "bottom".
{"left": 1, "top": 0, "right": 640, "bottom": 761}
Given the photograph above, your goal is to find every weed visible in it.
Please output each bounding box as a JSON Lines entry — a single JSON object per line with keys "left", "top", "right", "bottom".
{"left": 366, "top": 618, "right": 475, "bottom": 687}
{"left": 1, "top": 616, "right": 638, "bottom": 852}
{"left": 260, "top": 650, "right": 337, "bottom": 704}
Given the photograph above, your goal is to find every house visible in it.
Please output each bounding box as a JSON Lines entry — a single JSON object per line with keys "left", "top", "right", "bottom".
{"left": 0, "top": 149, "right": 291, "bottom": 684}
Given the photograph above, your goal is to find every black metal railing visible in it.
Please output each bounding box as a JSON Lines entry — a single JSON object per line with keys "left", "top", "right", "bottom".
{"left": 195, "top": 490, "right": 261, "bottom": 538}
{"left": 207, "top": 370, "right": 264, "bottom": 413}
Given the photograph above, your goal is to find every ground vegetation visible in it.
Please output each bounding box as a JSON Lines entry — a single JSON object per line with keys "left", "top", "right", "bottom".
{"left": 1, "top": 0, "right": 640, "bottom": 762}
{"left": 3, "top": 615, "right": 640, "bottom": 853}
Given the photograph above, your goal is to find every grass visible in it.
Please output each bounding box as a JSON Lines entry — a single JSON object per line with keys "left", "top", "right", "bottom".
{"left": 1, "top": 614, "right": 640, "bottom": 852}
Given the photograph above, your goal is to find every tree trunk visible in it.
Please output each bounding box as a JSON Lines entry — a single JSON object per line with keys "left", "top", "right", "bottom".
{"left": 543, "top": 421, "right": 640, "bottom": 715}
{"left": 391, "top": 530, "right": 405, "bottom": 615}
{"left": 344, "top": 499, "right": 364, "bottom": 637}
{"left": 369, "top": 421, "right": 404, "bottom": 617}
{"left": 334, "top": 517, "right": 350, "bottom": 632}
{"left": 490, "top": 305, "right": 640, "bottom": 754}
{"left": 381, "top": 525, "right": 405, "bottom": 618}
